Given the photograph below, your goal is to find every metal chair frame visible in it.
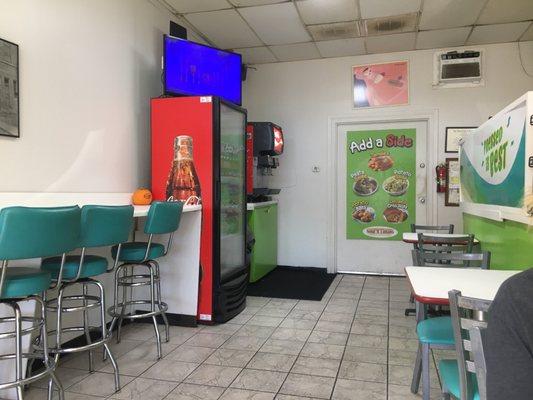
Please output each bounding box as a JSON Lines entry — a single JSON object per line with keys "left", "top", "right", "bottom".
{"left": 410, "top": 251, "right": 489, "bottom": 400}
{"left": 445, "top": 290, "right": 490, "bottom": 400}
{"left": 107, "top": 232, "right": 175, "bottom": 360}
{"left": 0, "top": 260, "right": 65, "bottom": 400}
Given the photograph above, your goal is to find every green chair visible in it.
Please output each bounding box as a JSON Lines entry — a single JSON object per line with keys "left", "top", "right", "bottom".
{"left": 108, "top": 201, "right": 183, "bottom": 359}
{"left": 440, "top": 289, "right": 491, "bottom": 400}
{"left": 0, "top": 206, "right": 80, "bottom": 400}
{"left": 40, "top": 205, "right": 133, "bottom": 394}
{"left": 411, "top": 250, "right": 489, "bottom": 400}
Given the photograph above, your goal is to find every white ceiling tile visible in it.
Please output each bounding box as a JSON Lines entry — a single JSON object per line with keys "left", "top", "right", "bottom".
{"left": 270, "top": 42, "right": 321, "bottom": 61}
{"left": 477, "top": 0, "right": 533, "bottom": 25}
{"left": 363, "top": 13, "right": 418, "bottom": 36}
{"left": 416, "top": 27, "right": 471, "bottom": 49}
{"left": 366, "top": 32, "right": 416, "bottom": 54}
{"left": 521, "top": 23, "right": 533, "bottom": 41}
{"left": 360, "top": 0, "right": 422, "bottom": 19}
{"left": 295, "top": 0, "right": 359, "bottom": 25}
{"left": 316, "top": 38, "right": 366, "bottom": 58}
{"left": 229, "top": 0, "right": 286, "bottom": 6}
{"left": 467, "top": 22, "right": 531, "bottom": 45}
{"left": 307, "top": 22, "right": 360, "bottom": 41}
{"left": 185, "top": 9, "right": 262, "bottom": 48}
{"left": 239, "top": 3, "right": 311, "bottom": 45}
{"left": 419, "top": 0, "right": 486, "bottom": 30}
{"left": 166, "top": 0, "right": 231, "bottom": 13}
{"left": 234, "top": 46, "right": 277, "bottom": 64}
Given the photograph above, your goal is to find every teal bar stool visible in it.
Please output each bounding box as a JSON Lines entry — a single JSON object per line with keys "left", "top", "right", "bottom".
{"left": 108, "top": 201, "right": 183, "bottom": 359}
{"left": 40, "top": 205, "right": 133, "bottom": 393}
{"left": 0, "top": 206, "right": 80, "bottom": 400}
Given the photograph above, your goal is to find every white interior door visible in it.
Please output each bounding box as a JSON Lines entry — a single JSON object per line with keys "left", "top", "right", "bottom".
{"left": 335, "top": 120, "right": 428, "bottom": 274}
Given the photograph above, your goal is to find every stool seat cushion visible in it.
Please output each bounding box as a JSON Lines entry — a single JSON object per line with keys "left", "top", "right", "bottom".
{"left": 112, "top": 242, "right": 165, "bottom": 262}
{"left": 41, "top": 255, "right": 108, "bottom": 280}
{"left": 416, "top": 316, "right": 455, "bottom": 345}
{"left": 1, "top": 267, "right": 52, "bottom": 299}
{"left": 439, "top": 359, "right": 479, "bottom": 400}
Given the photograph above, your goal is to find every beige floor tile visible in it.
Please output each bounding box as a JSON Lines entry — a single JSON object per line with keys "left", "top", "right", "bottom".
{"left": 279, "top": 373, "right": 334, "bottom": 399}
{"left": 204, "top": 348, "right": 256, "bottom": 367}
{"left": 230, "top": 369, "right": 287, "bottom": 392}
{"left": 165, "top": 383, "right": 225, "bottom": 400}
{"left": 222, "top": 335, "right": 268, "bottom": 352}
{"left": 291, "top": 356, "right": 340, "bottom": 377}
{"left": 313, "top": 320, "right": 351, "bottom": 333}
{"left": 32, "top": 366, "right": 90, "bottom": 390}
{"left": 246, "top": 315, "right": 284, "bottom": 327}
{"left": 270, "top": 327, "right": 311, "bottom": 342}
{"left": 166, "top": 345, "right": 215, "bottom": 363}
{"left": 234, "top": 324, "right": 275, "bottom": 338}
{"left": 200, "top": 324, "right": 243, "bottom": 335}
{"left": 67, "top": 372, "right": 134, "bottom": 397}
{"left": 347, "top": 334, "right": 387, "bottom": 349}
{"left": 300, "top": 342, "right": 345, "bottom": 359}
{"left": 184, "top": 364, "right": 242, "bottom": 387}
{"left": 260, "top": 339, "right": 305, "bottom": 356}
{"left": 108, "top": 377, "right": 177, "bottom": 399}
{"left": 278, "top": 319, "right": 316, "bottom": 330}
{"left": 338, "top": 360, "right": 387, "bottom": 383}
{"left": 350, "top": 323, "right": 388, "bottom": 337}
{"left": 220, "top": 388, "right": 275, "bottom": 400}
{"left": 307, "top": 330, "right": 348, "bottom": 345}
{"left": 332, "top": 379, "right": 386, "bottom": 400}
{"left": 388, "top": 349, "right": 418, "bottom": 366}
{"left": 140, "top": 359, "right": 198, "bottom": 382}
{"left": 343, "top": 345, "right": 387, "bottom": 364}
{"left": 286, "top": 309, "right": 321, "bottom": 321}
{"left": 255, "top": 307, "right": 292, "bottom": 318}
{"left": 184, "top": 333, "right": 231, "bottom": 348}
{"left": 247, "top": 352, "right": 296, "bottom": 372}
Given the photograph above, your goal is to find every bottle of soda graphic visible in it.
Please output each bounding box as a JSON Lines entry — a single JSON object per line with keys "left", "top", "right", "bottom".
{"left": 166, "top": 135, "right": 201, "bottom": 204}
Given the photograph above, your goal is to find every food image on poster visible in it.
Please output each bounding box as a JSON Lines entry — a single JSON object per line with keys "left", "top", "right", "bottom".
{"left": 352, "top": 173, "right": 378, "bottom": 196}
{"left": 383, "top": 202, "right": 409, "bottom": 223}
{"left": 346, "top": 129, "right": 416, "bottom": 240}
{"left": 368, "top": 153, "right": 394, "bottom": 171}
{"left": 382, "top": 173, "right": 410, "bottom": 196}
{"left": 352, "top": 202, "right": 376, "bottom": 223}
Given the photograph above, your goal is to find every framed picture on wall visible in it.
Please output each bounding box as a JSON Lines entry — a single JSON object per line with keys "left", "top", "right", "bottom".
{"left": 445, "top": 127, "right": 476, "bottom": 153}
{"left": 352, "top": 61, "right": 409, "bottom": 108}
{"left": 445, "top": 157, "right": 460, "bottom": 207}
{"left": 0, "top": 37, "right": 19, "bottom": 138}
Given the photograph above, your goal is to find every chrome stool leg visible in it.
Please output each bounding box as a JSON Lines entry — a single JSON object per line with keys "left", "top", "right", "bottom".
{"left": 82, "top": 282, "right": 94, "bottom": 372}
{"left": 152, "top": 261, "right": 169, "bottom": 343}
{"left": 149, "top": 263, "right": 162, "bottom": 359}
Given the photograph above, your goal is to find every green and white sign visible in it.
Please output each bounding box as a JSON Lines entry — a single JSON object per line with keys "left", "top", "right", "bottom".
{"left": 346, "top": 129, "right": 417, "bottom": 240}
{"left": 460, "top": 102, "right": 527, "bottom": 208}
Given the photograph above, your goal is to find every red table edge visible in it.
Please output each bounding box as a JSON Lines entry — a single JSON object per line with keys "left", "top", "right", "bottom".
{"left": 404, "top": 267, "right": 450, "bottom": 306}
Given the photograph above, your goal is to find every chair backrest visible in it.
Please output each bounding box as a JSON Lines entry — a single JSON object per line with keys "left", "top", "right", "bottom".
{"left": 80, "top": 205, "right": 134, "bottom": 248}
{"left": 448, "top": 289, "right": 491, "bottom": 400}
{"left": 0, "top": 206, "right": 81, "bottom": 260}
{"left": 415, "top": 251, "right": 490, "bottom": 269}
{"left": 469, "top": 326, "right": 488, "bottom": 400}
{"left": 144, "top": 201, "right": 183, "bottom": 235}
{"left": 411, "top": 224, "right": 454, "bottom": 234}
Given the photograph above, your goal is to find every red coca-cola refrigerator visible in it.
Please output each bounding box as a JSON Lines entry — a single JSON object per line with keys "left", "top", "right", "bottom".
{"left": 151, "top": 96, "right": 248, "bottom": 323}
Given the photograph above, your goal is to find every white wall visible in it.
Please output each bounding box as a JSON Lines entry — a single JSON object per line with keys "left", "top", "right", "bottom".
{"left": 243, "top": 42, "right": 533, "bottom": 269}
{"left": 0, "top": 0, "right": 191, "bottom": 192}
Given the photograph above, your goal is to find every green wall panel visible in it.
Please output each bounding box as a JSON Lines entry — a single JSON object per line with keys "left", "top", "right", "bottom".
{"left": 463, "top": 213, "right": 533, "bottom": 270}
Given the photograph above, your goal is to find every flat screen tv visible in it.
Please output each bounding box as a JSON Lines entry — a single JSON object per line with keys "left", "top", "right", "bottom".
{"left": 164, "top": 35, "right": 242, "bottom": 105}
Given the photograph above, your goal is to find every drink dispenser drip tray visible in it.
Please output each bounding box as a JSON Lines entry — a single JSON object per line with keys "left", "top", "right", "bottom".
{"left": 248, "top": 188, "right": 280, "bottom": 203}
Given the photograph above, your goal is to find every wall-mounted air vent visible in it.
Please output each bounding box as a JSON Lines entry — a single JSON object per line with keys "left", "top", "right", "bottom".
{"left": 362, "top": 13, "right": 418, "bottom": 36}
{"left": 433, "top": 49, "right": 484, "bottom": 88}
{"left": 307, "top": 22, "right": 359, "bottom": 41}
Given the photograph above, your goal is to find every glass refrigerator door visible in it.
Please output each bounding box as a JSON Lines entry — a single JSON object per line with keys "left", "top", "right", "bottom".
{"left": 219, "top": 103, "right": 246, "bottom": 282}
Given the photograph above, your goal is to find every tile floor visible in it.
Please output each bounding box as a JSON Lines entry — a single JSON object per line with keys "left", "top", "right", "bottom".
{"left": 20, "top": 274, "right": 455, "bottom": 400}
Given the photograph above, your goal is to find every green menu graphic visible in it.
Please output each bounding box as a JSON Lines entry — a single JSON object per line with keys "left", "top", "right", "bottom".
{"left": 346, "top": 129, "right": 416, "bottom": 240}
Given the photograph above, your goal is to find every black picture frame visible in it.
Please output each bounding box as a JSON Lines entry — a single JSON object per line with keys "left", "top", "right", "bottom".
{"left": 0, "top": 37, "right": 19, "bottom": 138}
{"left": 445, "top": 127, "right": 476, "bottom": 153}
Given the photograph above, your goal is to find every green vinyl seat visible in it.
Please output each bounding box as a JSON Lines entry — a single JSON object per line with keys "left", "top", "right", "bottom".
{"left": 416, "top": 316, "right": 454, "bottom": 345}
{"left": 1, "top": 267, "right": 52, "bottom": 299}
{"left": 439, "top": 359, "right": 480, "bottom": 400}
{"left": 111, "top": 242, "right": 165, "bottom": 263}
{"left": 41, "top": 255, "right": 107, "bottom": 280}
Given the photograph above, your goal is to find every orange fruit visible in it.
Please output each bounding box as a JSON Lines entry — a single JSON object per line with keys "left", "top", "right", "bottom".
{"left": 132, "top": 188, "right": 153, "bottom": 205}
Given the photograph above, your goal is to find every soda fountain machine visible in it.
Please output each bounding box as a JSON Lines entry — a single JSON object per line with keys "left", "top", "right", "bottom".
{"left": 246, "top": 122, "right": 285, "bottom": 202}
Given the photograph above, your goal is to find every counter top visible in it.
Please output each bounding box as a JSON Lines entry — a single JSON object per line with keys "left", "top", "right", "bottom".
{"left": 247, "top": 201, "right": 278, "bottom": 210}
{"left": 0, "top": 192, "right": 202, "bottom": 216}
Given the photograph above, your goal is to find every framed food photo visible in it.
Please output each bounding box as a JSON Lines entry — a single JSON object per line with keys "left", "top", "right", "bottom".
{"left": 445, "top": 157, "right": 461, "bottom": 206}
{"left": 352, "top": 61, "right": 409, "bottom": 108}
{"left": 0, "top": 37, "right": 19, "bottom": 138}
{"left": 445, "top": 127, "right": 476, "bottom": 153}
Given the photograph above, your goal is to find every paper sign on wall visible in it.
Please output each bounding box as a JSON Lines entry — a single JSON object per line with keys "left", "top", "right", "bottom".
{"left": 346, "top": 129, "right": 417, "bottom": 240}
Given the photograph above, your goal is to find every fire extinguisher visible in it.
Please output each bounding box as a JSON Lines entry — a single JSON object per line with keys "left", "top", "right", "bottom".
{"left": 436, "top": 163, "right": 447, "bottom": 193}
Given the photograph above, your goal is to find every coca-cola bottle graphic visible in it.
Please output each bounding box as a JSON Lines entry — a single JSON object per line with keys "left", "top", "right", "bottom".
{"left": 165, "top": 135, "right": 201, "bottom": 204}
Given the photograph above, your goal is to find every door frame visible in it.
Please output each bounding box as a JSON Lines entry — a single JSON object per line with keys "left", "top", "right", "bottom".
{"left": 326, "top": 109, "right": 439, "bottom": 274}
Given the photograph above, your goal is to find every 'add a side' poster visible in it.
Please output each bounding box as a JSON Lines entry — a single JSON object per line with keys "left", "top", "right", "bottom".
{"left": 346, "top": 129, "right": 416, "bottom": 240}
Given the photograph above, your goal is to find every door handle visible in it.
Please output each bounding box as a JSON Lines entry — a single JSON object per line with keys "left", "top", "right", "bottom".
{"left": 419, "top": 197, "right": 426, "bottom": 204}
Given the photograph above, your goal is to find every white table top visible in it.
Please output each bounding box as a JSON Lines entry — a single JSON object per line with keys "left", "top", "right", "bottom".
{"left": 402, "top": 232, "right": 479, "bottom": 244}
{"left": 405, "top": 266, "right": 520, "bottom": 303}
{"left": 133, "top": 204, "right": 201, "bottom": 217}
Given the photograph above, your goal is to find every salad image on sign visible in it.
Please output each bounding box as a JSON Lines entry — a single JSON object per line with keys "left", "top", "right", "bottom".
{"left": 346, "top": 129, "right": 416, "bottom": 240}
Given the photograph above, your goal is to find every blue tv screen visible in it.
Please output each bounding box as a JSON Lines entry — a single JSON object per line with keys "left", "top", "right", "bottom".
{"left": 164, "top": 36, "right": 242, "bottom": 105}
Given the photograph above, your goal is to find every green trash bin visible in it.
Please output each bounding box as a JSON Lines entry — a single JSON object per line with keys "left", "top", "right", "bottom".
{"left": 247, "top": 202, "right": 278, "bottom": 283}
